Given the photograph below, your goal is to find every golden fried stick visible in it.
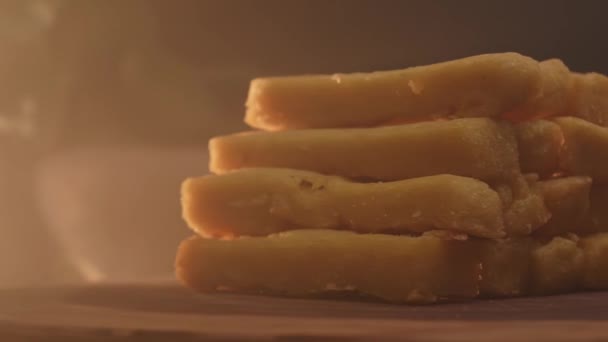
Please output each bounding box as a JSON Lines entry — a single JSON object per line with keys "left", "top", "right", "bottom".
{"left": 534, "top": 180, "right": 608, "bottom": 236}
{"left": 175, "top": 230, "right": 482, "bottom": 304}
{"left": 534, "top": 176, "right": 592, "bottom": 236}
{"left": 176, "top": 231, "right": 608, "bottom": 303}
{"left": 188, "top": 167, "right": 607, "bottom": 240}
{"left": 586, "top": 184, "right": 608, "bottom": 234}
{"left": 506, "top": 59, "right": 572, "bottom": 121}
{"left": 556, "top": 117, "right": 608, "bottom": 184}
{"left": 182, "top": 169, "right": 505, "bottom": 239}
{"left": 478, "top": 235, "right": 583, "bottom": 297}
{"left": 217, "top": 117, "right": 608, "bottom": 184}
{"left": 499, "top": 174, "right": 550, "bottom": 236}
{"left": 530, "top": 235, "right": 585, "bottom": 295}
{"left": 245, "top": 53, "right": 542, "bottom": 130}
{"left": 580, "top": 233, "right": 608, "bottom": 289}
{"left": 568, "top": 72, "right": 608, "bottom": 127}
{"left": 495, "top": 233, "right": 608, "bottom": 294}
{"left": 211, "top": 118, "right": 519, "bottom": 182}
{"left": 185, "top": 167, "right": 606, "bottom": 239}
{"left": 513, "top": 117, "right": 608, "bottom": 182}
{"left": 515, "top": 120, "right": 563, "bottom": 177}
{"left": 478, "top": 237, "right": 533, "bottom": 297}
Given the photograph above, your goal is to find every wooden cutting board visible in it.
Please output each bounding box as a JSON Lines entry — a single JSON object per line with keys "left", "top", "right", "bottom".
{"left": 1, "top": 283, "right": 607, "bottom": 341}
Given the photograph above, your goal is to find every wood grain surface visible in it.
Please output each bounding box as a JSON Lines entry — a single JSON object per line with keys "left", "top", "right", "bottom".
{"left": 0, "top": 283, "right": 607, "bottom": 341}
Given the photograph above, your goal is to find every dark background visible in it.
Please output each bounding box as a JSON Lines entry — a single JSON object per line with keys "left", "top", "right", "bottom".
{"left": 7, "top": 0, "right": 608, "bottom": 147}
{"left": 2, "top": 0, "right": 608, "bottom": 286}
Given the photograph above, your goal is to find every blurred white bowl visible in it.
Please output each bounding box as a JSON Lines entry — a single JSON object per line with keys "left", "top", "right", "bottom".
{"left": 35, "top": 145, "right": 208, "bottom": 282}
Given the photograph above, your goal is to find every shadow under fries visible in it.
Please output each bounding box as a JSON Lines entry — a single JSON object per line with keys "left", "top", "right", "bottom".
{"left": 1, "top": 283, "right": 607, "bottom": 321}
